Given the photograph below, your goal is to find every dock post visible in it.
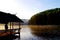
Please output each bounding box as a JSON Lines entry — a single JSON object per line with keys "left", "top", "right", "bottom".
{"left": 12, "top": 22, "right": 13, "bottom": 31}
{"left": 18, "top": 22, "right": 20, "bottom": 40}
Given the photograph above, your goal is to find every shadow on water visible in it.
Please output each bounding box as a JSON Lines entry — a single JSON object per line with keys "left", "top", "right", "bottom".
{"left": 29, "top": 25, "right": 60, "bottom": 40}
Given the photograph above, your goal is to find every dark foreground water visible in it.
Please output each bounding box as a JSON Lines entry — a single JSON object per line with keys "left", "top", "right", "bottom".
{"left": 14, "top": 25, "right": 60, "bottom": 40}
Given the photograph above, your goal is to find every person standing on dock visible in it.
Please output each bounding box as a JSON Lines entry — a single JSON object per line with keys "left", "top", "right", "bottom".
{"left": 5, "top": 23, "right": 8, "bottom": 32}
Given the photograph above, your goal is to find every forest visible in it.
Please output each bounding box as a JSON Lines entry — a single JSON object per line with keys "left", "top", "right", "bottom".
{"left": 29, "top": 8, "right": 60, "bottom": 37}
{"left": 29, "top": 8, "right": 60, "bottom": 25}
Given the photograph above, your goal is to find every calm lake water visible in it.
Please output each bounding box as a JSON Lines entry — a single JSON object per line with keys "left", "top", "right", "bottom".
{"left": 0, "top": 24, "right": 60, "bottom": 40}
{"left": 15, "top": 25, "right": 60, "bottom": 40}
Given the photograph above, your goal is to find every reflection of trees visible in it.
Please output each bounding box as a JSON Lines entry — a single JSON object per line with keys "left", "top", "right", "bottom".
{"left": 30, "top": 25, "right": 60, "bottom": 37}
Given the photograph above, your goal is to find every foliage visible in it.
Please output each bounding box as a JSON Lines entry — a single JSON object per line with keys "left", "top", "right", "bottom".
{"left": 29, "top": 8, "right": 60, "bottom": 37}
{"left": 29, "top": 8, "right": 60, "bottom": 25}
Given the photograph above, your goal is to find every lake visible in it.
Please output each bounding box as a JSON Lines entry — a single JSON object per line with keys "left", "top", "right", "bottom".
{"left": 0, "top": 24, "right": 60, "bottom": 40}
{"left": 15, "top": 25, "right": 60, "bottom": 40}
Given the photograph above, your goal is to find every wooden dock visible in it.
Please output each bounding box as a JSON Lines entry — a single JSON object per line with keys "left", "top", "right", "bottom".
{"left": 0, "top": 28, "right": 21, "bottom": 40}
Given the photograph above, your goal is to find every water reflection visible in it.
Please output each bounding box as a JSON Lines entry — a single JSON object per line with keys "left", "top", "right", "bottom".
{"left": 29, "top": 25, "right": 60, "bottom": 37}
{"left": 0, "top": 25, "right": 60, "bottom": 40}
{"left": 29, "top": 25, "right": 60, "bottom": 40}
{"left": 20, "top": 25, "right": 60, "bottom": 40}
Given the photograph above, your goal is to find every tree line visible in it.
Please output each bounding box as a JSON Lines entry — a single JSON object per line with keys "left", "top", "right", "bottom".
{"left": 29, "top": 8, "right": 60, "bottom": 25}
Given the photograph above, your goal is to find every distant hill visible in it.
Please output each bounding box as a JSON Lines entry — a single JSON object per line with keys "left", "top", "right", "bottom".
{"left": 21, "top": 19, "right": 29, "bottom": 25}
{"left": 29, "top": 8, "right": 60, "bottom": 25}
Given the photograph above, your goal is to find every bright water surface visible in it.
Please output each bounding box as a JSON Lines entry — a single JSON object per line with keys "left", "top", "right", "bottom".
{"left": 0, "top": 24, "right": 60, "bottom": 40}
{"left": 14, "top": 25, "right": 60, "bottom": 40}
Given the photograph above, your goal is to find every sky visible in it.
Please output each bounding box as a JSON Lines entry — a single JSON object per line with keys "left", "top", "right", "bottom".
{"left": 0, "top": 0, "right": 60, "bottom": 19}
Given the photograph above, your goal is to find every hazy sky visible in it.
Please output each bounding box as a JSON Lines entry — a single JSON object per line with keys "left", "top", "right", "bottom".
{"left": 0, "top": 0, "right": 60, "bottom": 19}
